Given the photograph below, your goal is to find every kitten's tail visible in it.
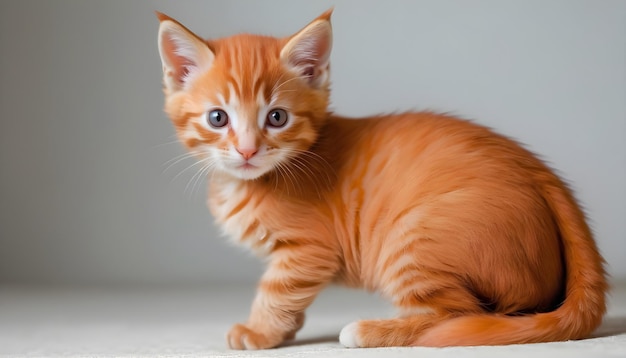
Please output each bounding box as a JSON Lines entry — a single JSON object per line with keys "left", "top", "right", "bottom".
{"left": 416, "top": 172, "right": 608, "bottom": 346}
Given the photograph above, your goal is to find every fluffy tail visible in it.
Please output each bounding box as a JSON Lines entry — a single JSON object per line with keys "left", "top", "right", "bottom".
{"left": 417, "top": 172, "right": 608, "bottom": 346}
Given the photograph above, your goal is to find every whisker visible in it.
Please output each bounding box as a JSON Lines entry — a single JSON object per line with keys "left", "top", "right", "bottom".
{"left": 184, "top": 158, "right": 212, "bottom": 196}
{"left": 282, "top": 148, "right": 335, "bottom": 183}
{"left": 283, "top": 163, "right": 299, "bottom": 196}
{"left": 292, "top": 154, "right": 319, "bottom": 177}
{"left": 272, "top": 74, "right": 309, "bottom": 94}
{"left": 290, "top": 156, "right": 324, "bottom": 200}
{"left": 192, "top": 163, "right": 214, "bottom": 196}
{"left": 185, "top": 159, "right": 217, "bottom": 198}
{"left": 197, "top": 161, "right": 218, "bottom": 195}
{"left": 272, "top": 165, "right": 280, "bottom": 193}
{"left": 171, "top": 156, "right": 209, "bottom": 183}
{"left": 297, "top": 149, "right": 335, "bottom": 180}
{"left": 162, "top": 151, "right": 200, "bottom": 173}
{"left": 151, "top": 138, "right": 184, "bottom": 149}
{"left": 276, "top": 161, "right": 297, "bottom": 196}
{"left": 273, "top": 89, "right": 297, "bottom": 94}
{"left": 273, "top": 164, "right": 287, "bottom": 195}
{"left": 208, "top": 163, "right": 219, "bottom": 186}
{"left": 287, "top": 159, "right": 315, "bottom": 197}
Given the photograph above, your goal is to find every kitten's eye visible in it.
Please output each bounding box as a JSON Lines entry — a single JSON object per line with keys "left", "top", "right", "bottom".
{"left": 207, "top": 109, "right": 229, "bottom": 128}
{"left": 266, "top": 109, "right": 288, "bottom": 128}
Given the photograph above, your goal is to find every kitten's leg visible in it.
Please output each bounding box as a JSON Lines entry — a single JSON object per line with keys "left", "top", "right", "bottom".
{"left": 283, "top": 311, "right": 305, "bottom": 341}
{"left": 227, "top": 245, "right": 337, "bottom": 350}
{"left": 340, "top": 284, "right": 481, "bottom": 347}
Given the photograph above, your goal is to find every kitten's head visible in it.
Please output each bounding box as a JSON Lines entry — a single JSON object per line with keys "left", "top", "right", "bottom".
{"left": 157, "top": 10, "right": 333, "bottom": 180}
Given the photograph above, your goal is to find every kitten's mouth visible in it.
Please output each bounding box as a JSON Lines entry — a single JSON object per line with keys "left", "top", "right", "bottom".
{"left": 230, "top": 162, "right": 267, "bottom": 180}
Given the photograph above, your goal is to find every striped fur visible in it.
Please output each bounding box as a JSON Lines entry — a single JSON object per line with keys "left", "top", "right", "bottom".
{"left": 157, "top": 10, "right": 607, "bottom": 350}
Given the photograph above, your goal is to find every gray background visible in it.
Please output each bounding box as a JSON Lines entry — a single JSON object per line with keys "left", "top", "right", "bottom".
{"left": 1, "top": 0, "right": 624, "bottom": 286}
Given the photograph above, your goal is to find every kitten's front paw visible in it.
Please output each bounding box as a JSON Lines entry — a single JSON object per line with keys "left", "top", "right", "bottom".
{"left": 339, "top": 321, "right": 362, "bottom": 348}
{"left": 227, "top": 323, "right": 282, "bottom": 350}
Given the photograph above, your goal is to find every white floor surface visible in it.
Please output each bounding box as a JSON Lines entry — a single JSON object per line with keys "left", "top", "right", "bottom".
{"left": 1, "top": 282, "right": 625, "bottom": 358}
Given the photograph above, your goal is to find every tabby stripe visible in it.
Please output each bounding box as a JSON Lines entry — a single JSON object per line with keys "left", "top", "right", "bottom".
{"left": 226, "top": 81, "right": 241, "bottom": 106}
{"left": 220, "top": 78, "right": 231, "bottom": 104}
{"left": 221, "top": 45, "right": 232, "bottom": 68}
{"left": 192, "top": 123, "right": 221, "bottom": 142}
{"left": 263, "top": 80, "right": 273, "bottom": 104}
{"left": 292, "top": 110, "right": 316, "bottom": 120}
{"left": 391, "top": 206, "right": 421, "bottom": 226}
{"left": 253, "top": 79, "right": 265, "bottom": 104}
{"left": 184, "top": 137, "right": 200, "bottom": 148}
{"left": 276, "top": 121, "right": 306, "bottom": 141}
{"left": 225, "top": 195, "right": 253, "bottom": 218}
{"left": 173, "top": 111, "right": 204, "bottom": 128}
{"left": 399, "top": 286, "right": 482, "bottom": 313}
{"left": 242, "top": 219, "right": 260, "bottom": 239}
{"left": 259, "top": 278, "right": 321, "bottom": 295}
{"left": 380, "top": 254, "right": 419, "bottom": 284}
{"left": 377, "top": 232, "right": 433, "bottom": 276}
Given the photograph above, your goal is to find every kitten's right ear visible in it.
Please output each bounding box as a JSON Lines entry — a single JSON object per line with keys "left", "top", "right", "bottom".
{"left": 156, "top": 12, "right": 214, "bottom": 94}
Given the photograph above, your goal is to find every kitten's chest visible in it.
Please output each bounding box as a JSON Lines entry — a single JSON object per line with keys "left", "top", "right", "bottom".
{"left": 208, "top": 180, "right": 276, "bottom": 254}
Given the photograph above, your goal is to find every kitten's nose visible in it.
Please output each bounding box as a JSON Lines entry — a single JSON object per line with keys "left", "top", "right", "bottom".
{"left": 236, "top": 147, "right": 258, "bottom": 160}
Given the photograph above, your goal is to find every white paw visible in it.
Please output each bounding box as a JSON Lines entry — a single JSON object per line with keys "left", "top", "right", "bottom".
{"left": 339, "top": 322, "right": 361, "bottom": 348}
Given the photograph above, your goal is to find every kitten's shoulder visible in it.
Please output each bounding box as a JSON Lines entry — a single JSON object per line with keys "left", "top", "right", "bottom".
{"left": 327, "top": 111, "right": 491, "bottom": 134}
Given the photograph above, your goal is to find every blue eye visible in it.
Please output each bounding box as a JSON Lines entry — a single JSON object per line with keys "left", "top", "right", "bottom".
{"left": 207, "top": 109, "right": 228, "bottom": 128}
{"left": 266, "top": 109, "right": 288, "bottom": 128}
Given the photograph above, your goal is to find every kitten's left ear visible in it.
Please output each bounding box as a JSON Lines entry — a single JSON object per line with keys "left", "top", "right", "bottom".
{"left": 281, "top": 9, "right": 333, "bottom": 88}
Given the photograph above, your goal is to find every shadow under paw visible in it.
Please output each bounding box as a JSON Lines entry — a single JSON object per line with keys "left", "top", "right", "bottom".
{"left": 279, "top": 334, "right": 339, "bottom": 347}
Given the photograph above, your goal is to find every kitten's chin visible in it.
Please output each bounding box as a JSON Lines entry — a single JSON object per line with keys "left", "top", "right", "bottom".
{"left": 223, "top": 165, "right": 269, "bottom": 181}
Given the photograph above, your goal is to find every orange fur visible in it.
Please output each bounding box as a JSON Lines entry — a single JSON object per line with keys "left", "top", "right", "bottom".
{"left": 156, "top": 10, "right": 607, "bottom": 350}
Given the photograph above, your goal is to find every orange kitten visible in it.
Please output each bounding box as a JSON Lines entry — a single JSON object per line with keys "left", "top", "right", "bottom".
{"left": 156, "top": 10, "right": 607, "bottom": 349}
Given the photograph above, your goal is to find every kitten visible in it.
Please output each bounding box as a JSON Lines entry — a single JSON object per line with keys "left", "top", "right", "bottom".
{"left": 156, "top": 10, "right": 607, "bottom": 349}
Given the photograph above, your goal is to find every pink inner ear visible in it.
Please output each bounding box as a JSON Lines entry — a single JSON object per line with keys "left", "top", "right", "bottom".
{"left": 162, "top": 33, "right": 194, "bottom": 84}
{"left": 288, "top": 46, "right": 323, "bottom": 80}
{"left": 303, "top": 66, "right": 315, "bottom": 78}
{"left": 287, "top": 25, "right": 331, "bottom": 81}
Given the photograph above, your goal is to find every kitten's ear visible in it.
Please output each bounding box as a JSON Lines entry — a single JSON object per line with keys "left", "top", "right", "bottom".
{"left": 280, "top": 9, "right": 333, "bottom": 88}
{"left": 156, "top": 12, "right": 215, "bottom": 94}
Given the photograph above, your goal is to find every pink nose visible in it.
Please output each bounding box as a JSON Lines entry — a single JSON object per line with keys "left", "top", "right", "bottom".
{"left": 236, "top": 147, "right": 258, "bottom": 160}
